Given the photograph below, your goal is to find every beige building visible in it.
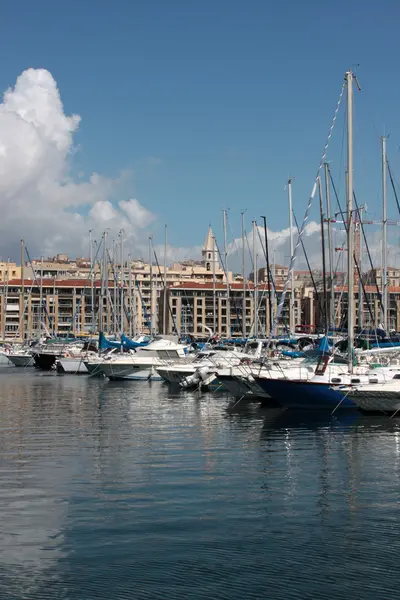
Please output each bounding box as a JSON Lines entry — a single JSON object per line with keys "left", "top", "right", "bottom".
{"left": 0, "top": 226, "right": 234, "bottom": 340}
{"left": 128, "top": 226, "right": 230, "bottom": 333}
{"left": 159, "top": 282, "right": 304, "bottom": 338}
{"left": 0, "top": 262, "right": 21, "bottom": 282}
{"left": 364, "top": 267, "right": 400, "bottom": 288}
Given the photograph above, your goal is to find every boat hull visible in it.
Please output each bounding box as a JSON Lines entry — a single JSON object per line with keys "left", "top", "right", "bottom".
{"left": 348, "top": 391, "right": 400, "bottom": 413}
{"left": 0, "top": 353, "right": 11, "bottom": 366}
{"left": 254, "top": 377, "right": 356, "bottom": 409}
{"left": 108, "top": 367, "right": 162, "bottom": 381}
{"left": 33, "top": 353, "right": 60, "bottom": 370}
{"left": 7, "top": 354, "right": 34, "bottom": 367}
{"left": 217, "top": 374, "right": 271, "bottom": 399}
{"left": 156, "top": 366, "right": 195, "bottom": 384}
{"left": 57, "top": 358, "right": 88, "bottom": 374}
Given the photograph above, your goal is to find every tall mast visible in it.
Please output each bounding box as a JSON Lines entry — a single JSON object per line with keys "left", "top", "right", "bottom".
{"left": 288, "top": 178, "right": 295, "bottom": 335}
{"left": 357, "top": 205, "right": 364, "bottom": 330}
{"left": 241, "top": 211, "right": 246, "bottom": 338}
{"left": 120, "top": 229, "right": 124, "bottom": 335}
{"left": 346, "top": 70, "right": 355, "bottom": 370}
{"left": 382, "top": 135, "right": 388, "bottom": 331}
{"left": 2, "top": 257, "right": 9, "bottom": 341}
{"left": 149, "top": 237, "right": 153, "bottom": 334}
{"left": 318, "top": 176, "right": 328, "bottom": 334}
{"left": 252, "top": 220, "right": 258, "bottom": 338}
{"left": 89, "top": 230, "right": 94, "bottom": 334}
{"left": 223, "top": 209, "right": 231, "bottom": 337}
{"left": 261, "top": 216, "right": 273, "bottom": 336}
{"left": 112, "top": 239, "right": 117, "bottom": 334}
{"left": 99, "top": 231, "right": 107, "bottom": 333}
{"left": 163, "top": 225, "right": 167, "bottom": 334}
{"left": 128, "top": 254, "right": 133, "bottom": 337}
{"left": 20, "top": 239, "right": 25, "bottom": 341}
{"left": 324, "top": 163, "right": 335, "bottom": 327}
{"left": 39, "top": 256, "right": 43, "bottom": 336}
{"left": 212, "top": 235, "right": 217, "bottom": 335}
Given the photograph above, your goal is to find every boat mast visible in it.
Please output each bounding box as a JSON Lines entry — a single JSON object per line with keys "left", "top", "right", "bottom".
{"left": 357, "top": 205, "right": 364, "bottom": 330}
{"left": 2, "top": 257, "right": 9, "bottom": 341}
{"left": 324, "top": 163, "right": 335, "bottom": 328}
{"left": 318, "top": 177, "right": 329, "bottom": 335}
{"left": 89, "top": 230, "right": 94, "bottom": 334}
{"left": 252, "top": 220, "right": 258, "bottom": 338}
{"left": 39, "top": 255, "right": 43, "bottom": 336}
{"left": 111, "top": 239, "right": 116, "bottom": 334}
{"left": 382, "top": 135, "right": 388, "bottom": 331}
{"left": 346, "top": 70, "right": 355, "bottom": 371}
{"left": 260, "top": 216, "right": 273, "bottom": 336}
{"left": 20, "top": 239, "right": 25, "bottom": 341}
{"left": 99, "top": 231, "right": 106, "bottom": 333}
{"left": 288, "top": 178, "right": 295, "bottom": 335}
{"left": 212, "top": 235, "right": 217, "bottom": 335}
{"left": 223, "top": 209, "right": 231, "bottom": 337}
{"left": 120, "top": 229, "right": 124, "bottom": 335}
{"left": 241, "top": 211, "right": 246, "bottom": 338}
{"left": 128, "top": 253, "right": 133, "bottom": 337}
{"left": 163, "top": 225, "right": 167, "bottom": 335}
{"left": 149, "top": 236, "right": 153, "bottom": 334}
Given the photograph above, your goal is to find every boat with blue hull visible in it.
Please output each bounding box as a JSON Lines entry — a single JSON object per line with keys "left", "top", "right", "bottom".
{"left": 253, "top": 376, "right": 356, "bottom": 410}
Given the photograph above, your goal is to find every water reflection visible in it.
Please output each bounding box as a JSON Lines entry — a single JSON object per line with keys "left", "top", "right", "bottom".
{"left": 0, "top": 372, "right": 400, "bottom": 599}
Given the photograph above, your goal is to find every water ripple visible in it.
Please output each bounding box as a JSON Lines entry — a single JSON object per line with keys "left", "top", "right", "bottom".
{"left": 0, "top": 370, "right": 399, "bottom": 598}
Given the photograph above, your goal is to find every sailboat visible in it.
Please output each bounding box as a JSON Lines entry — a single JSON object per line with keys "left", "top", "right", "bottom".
{"left": 253, "top": 70, "right": 362, "bottom": 409}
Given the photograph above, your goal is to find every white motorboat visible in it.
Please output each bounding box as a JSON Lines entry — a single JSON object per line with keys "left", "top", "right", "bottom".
{"left": 156, "top": 345, "right": 236, "bottom": 385}
{"left": 176, "top": 340, "right": 267, "bottom": 390}
{"left": 7, "top": 352, "right": 35, "bottom": 367}
{"left": 57, "top": 356, "right": 90, "bottom": 374}
{"left": 99, "top": 336, "right": 190, "bottom": 381}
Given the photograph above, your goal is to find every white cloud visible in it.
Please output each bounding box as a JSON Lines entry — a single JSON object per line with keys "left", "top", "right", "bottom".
{"left": 0, "top": 68, "right": 157, "bottom": 260}
{"left": 226, "top": 221, "right": 348, "bottom": 274}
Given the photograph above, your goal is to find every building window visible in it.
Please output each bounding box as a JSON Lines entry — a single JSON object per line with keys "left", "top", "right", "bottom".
{"left": 208, "top": 253, "right": 211, "bottom": 259}
{"left": 206, "top": 263, "right": 211, "bottom": 271}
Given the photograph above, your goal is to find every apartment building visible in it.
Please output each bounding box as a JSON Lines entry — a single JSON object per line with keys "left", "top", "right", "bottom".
{"left": 0, "top": 262, "right": 21, "bottom": 282}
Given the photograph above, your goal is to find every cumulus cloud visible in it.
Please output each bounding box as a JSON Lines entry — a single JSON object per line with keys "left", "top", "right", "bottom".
{"left": 225, "top": 221, "right": 348, "bottom": 274}
{"left": 0, "top": 68, "right": 156, "bottom": 260}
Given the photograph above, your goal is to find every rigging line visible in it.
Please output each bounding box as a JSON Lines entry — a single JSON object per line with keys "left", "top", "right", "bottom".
{"left": 214, "top": 238, "right": 244, "bottom": 336}
{"left": 336, "top": 97, "right": 347, "bottom": 202}
{"left": 152, "top": 246, "right": 178, "bottom": 335}
{"left": 245, "top": 230, "right": 254, "bottom": 271}
{"left": 352, "top": 193, "right": 381, "bottom": 329}
{"left": 269, "top": 79, "right": 346, "bottom": 343}
{"left": 24, "top": 244, "right": 55, "bottom": 334}
{"left": 108, "top": 250, "right": 131, "bottom": 328}
{"left": 227, "top": 219, "right": 241, "bottom": 255}
{"left": 328, "top": 167, "right": 384, "bottom": 318}
{"left": 244, "top": 227, "right": 272, "bottom": 338}
{"left": 255, "top": 225, "right": 290, "bottom": 336}
{"left": 386, "top": 159, "right": 400, "bottom": 216}
{"left": 292, "top": 211, "right": 324, "bottom": 320}
{"left": 55, "top": 239, "right": 103, "bottom": 346}
{"left": 106, "top": 248, "right": 123, "bottom": 330}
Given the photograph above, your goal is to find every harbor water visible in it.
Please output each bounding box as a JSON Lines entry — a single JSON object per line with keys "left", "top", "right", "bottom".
{"left": 0, "top": 367, "right": 399, "bottom": 599}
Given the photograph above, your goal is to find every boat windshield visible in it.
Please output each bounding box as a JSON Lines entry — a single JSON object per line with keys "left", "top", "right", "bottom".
{"left": 194, "top": 352, "right": 215, "bottom": 362}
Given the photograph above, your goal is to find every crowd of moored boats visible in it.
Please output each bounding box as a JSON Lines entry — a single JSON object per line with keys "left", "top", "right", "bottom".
{"left": 2, "top": 331, "right": 400, "bottom": 415}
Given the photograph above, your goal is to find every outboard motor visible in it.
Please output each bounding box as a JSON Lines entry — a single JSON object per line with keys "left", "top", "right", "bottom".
{"left": 180, "top": 366, "right": 210, "bottom": 389}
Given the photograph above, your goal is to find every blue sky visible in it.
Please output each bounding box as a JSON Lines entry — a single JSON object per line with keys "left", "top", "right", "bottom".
{"left": 1, "top": 0, "right": 400, "bottom": 253}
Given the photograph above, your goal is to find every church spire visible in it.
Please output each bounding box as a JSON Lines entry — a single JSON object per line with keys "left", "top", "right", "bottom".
{"left": 202, "top": 225, "right": 214, "bottom": 252}
{"left": 201, "top": 225, "right": 219, "bottom": 272}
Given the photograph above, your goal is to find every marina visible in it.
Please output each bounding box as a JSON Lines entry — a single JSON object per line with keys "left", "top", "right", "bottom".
{"left": 2, "top": 2, "right": 400, "bottom": 596}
